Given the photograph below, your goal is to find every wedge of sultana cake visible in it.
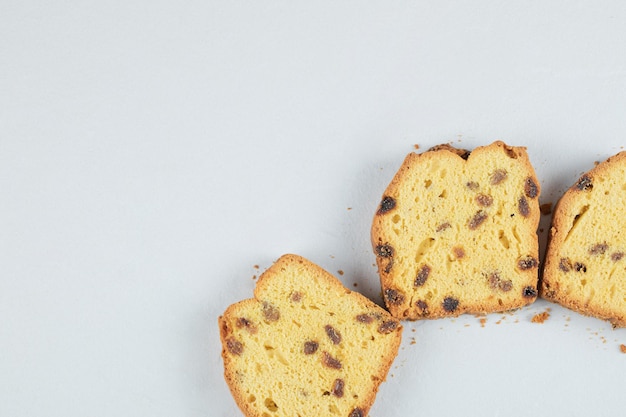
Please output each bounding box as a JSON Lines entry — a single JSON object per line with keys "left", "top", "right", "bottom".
{"left": 542, "top": 151, "right": 626, "bottom": 328}
{"left": 372, "top": 141, "right": 541, "bottom": 320}
{"left": 219, "top": 254, "right": 402, "bottom": 417}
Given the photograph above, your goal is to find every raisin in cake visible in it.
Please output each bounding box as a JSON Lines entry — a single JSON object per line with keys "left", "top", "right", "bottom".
{"left": 542, "top": 151, "right": 626, "bottom": 328}
{"left": 372, "top": 141, "right": 541, "bottom": 320}
{"left": 219, "top": 254, "right": 402, "bottom": 417}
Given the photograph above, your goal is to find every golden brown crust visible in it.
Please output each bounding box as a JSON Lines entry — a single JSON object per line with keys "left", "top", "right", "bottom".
{"left": 541, "top": 151, "right": 626, "bottom": 328}
{"left": 372, "top": 141, "right": 541, "bottom": 320}
{"left": 219, "top": 254, "right": 403, "bottom": 417}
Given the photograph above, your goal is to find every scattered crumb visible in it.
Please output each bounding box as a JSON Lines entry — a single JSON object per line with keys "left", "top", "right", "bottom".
{"left": 347, "top": 207, "right": 352, "bottom": 211}
{"left": 253, "top": 265, "right": 259, "bottom": 269}
{"left": 620, "top": 344, "right": 626, "bottom": 353}
{"left": 353, "top": 283, "right": 358, "bottom": 288}
{"left": 594, "top": 160, "right": 600, "bottom": 166}
{"left": 410, "top": 337, "right": 416, "bottom": 345}
{"left": 252, "top": 275, "right": 257, "bottom": 280}
{"left": 531, "top": 311, "right": 550, "bottom": 324}
{"left": 411, "top": 328, "right": 416, "bottom": 333}
{"left": 414, "top": 144, "right": 420, "bottom": 150}
{"left": 480, "top": 318, "right": 487, "bottom": 328}
{"left": 329, "top": 255, "right": 335, "bottom": 259}
{"left": 464, "top": 323, "right": 470, "bottom": 327}
{"left": 540, "top": 203, "right": 553, "bottom": 215}
{"left": 337, "top": 270, "right": 344, "bottom": 276}
{"left": 496, "top": 320, "right": 502, "bottom": 325}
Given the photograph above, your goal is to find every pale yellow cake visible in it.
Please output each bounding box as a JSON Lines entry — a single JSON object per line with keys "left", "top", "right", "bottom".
{"left": 219, "top": 254, "right": 403, "bottom": 417}
{"left": 372, "top": 141, "right": 541, "bottom": 320}
{"left": 542, "top": 151, "right": 626, "bottom": 328}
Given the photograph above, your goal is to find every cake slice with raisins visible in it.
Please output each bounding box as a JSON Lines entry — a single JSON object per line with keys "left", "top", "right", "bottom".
{"left": 542, "top": 151, "right": 626, "bottom": 328}
{"left": 372, "top": 141, "right": 541, "bottom": 320}
{"left": 219, "top": 254, "right": 402, "bottom": 417}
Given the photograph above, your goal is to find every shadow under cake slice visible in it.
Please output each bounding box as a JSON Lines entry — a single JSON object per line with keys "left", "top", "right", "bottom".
{"left": 372, "top": 141, "right": 541, "bottom": 320}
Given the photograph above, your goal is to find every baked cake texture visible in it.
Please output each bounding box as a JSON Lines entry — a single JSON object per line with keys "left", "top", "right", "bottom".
{"left": 372, "top": 141, "right": 541, "bottom": 320}
{"left": 219, "top": 254, "right": 403, "bottom": 417}
{"left": 541, "top": 151, "right": 626, "bottom": 328}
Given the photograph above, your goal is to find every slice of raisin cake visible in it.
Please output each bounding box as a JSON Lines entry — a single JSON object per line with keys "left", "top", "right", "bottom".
{"left": 372, "top": 141, "right": 541, "bottom": 320}
{"left": 542, "top": 151, "right": 626, "bottom": 328}
{"left": 219, "top": 254, "right": 402, "bottom": 417}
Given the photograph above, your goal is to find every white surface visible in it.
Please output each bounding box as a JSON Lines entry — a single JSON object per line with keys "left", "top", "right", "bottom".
{"left": 2, "top": 1, "right": 626, "bottom": 416}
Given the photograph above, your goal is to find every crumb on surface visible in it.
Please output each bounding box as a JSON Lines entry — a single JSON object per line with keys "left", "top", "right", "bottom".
{"left": 414, "top": 144, "right": 420, "bottom": 150}
{"left": 337, "top": 270, "right": 344, "bottom": 276}
{"left": 253, "top": 264, "right": 259, "bottom": 269}
{"left": 531, "top": 311, "right": 550, "bottom": 323}
{"left": 252, "top": 275, "right": 257, "bottom": 280}
{"left": 540, "top": 202, "right": 553, "bottom": 215}
{"left": 353, "top": 283, "right": 358, "bottom": 287}
{"left": 620, "top": 344, "right": 626, "bottom": 353}
{"left": 410, "top": 337, "right": 416, "bottom": 345}
{"left": 480, "top": 318, "right": 487, "bottom": 327}
{"left": 347, "top": 207, "right": 352, "bottom": 211}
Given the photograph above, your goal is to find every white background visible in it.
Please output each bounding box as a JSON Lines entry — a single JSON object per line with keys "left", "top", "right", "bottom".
{"left": 2, "top": 1, "right": 626, "bottom": 416}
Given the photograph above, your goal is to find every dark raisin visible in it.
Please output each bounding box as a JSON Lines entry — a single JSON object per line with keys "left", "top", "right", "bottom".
{"left": 303, "top": 341, "right": 319, "bottom": 355}
{"left": 331, "top": 379, "right": 345, "bottom": 398}
{"left": 377, "top": 320, "right": 399, "bottom": 334}
{"left": 488, "top": 271, "right": 502, "bottom": 289}
{"left": 588, "top": 243, "right": 608, "bottom": 255}
{"left": 414, "top": 265, "right": 431, "bottom": 287}
{"left": 377, "top": 196, "right": 396, "bottom": 214}
{"left": 324, "top": 325, "right": 342, "bottom": 345}
{"left": 452, "top": 246, "right": 465, "bottom": 259}
{"left": 576, "top": 175, "right": 593, "bottom": 191}
{"left": 349, "top": 408, "right": 364, "bottom": 417}
{"left": 356, "top": 313, "right": 374, "bottom": 324}
{"left": 442, "top": 297, "right": 459, "bottom": 312}
{"left": 384, "top": 288, "right": 405, "bottom": 305}
{"left": 290, "top": 291, "right": 302, "bottom": 302}
{"left": 499, "top": 280, "right": 513, "bottom": 292}
{"left": 559, "top": 258, "right": 572, "bottom": 272}
{"left": 416, "top": 300, "right": 429, "bottom": 315}
{"left": 490, "top": 169, "right": 507, "bottom": 185}
{"left": 522, "top": 286, "right": 538, "bottom": 298}
{"left": 524, "top": 177, "right": 539, "bottom": 198}
{"left": 475, "top": 194, "right": 493, "bottom": 207}
{"left": 262, "top": 302, "right": 280, "bottom": 322}
{"left": 612, "top": 252, "right": 624, "bottom": 262}
{"left": 517, "top": 257, "right": 538, "bottom": 270}
{"left": 436, "top": 222, "right": 451, "bottom": 232}
{"left": 322, "top": 352, "right": 342, "bottom": 369}
{"left": 466, "top": 181, "right": 480, "bottom": 191}
{"left": 375, "top": 244, "right": 394, "bottom": 273}
{"left": 376, "top": 244, "right": 394, "bottom": 257}
{"left": 226, "top": 337, "right": 243, "bottom": 356}
{"left": 518, "top": 196, "right": 530, "bottom": 217}
{"left": 236, "top": 317, "right": 258, "bottom": 334}
{"left": 574, "top": 262, "right": 587, "bottom": 273}
{"left": 468, "top": 210, "right": 488, "bottom": 230}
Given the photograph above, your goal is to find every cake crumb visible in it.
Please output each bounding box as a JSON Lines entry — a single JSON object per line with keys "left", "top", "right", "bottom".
{"left": 414, "top": 144, "right": 420, "bottom": 150}
{"left": 347, "top": 207, "right": 352, "bottom": 211}
{"left": 353, "top": 283, "right": 358, "bottom": 287}
{"left": 253, "top": 265, "right": 259, "bottom": 269}
{"left": 337, "top": 270, "right": 344, "bottom": 276}
{"left": 252, "top": 275, "right": 257, "bottom": 280}
{"left": 620, "top": 344, "right": 626, "bottom": 353}
{"left": 410, "top": 337, "right": 416, "bottom": 345}
{"left": 540, "top": 203, "right": 553, "bottom": 215}
{"left": 480, "top": 318, "right": 487, "bottom": 327}
{"left": 531, "top": 311, "right": 550, "bottom": 323}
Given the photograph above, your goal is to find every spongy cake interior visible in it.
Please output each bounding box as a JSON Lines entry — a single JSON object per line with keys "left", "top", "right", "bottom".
{"left": 543, "top": 157, "right": 626, "bottom": 324}
{"left": 219, "top": 255, "right": 402, "bottom": 417}
{"left": 373, "top": 143, "right": 540, "bottom": 319}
